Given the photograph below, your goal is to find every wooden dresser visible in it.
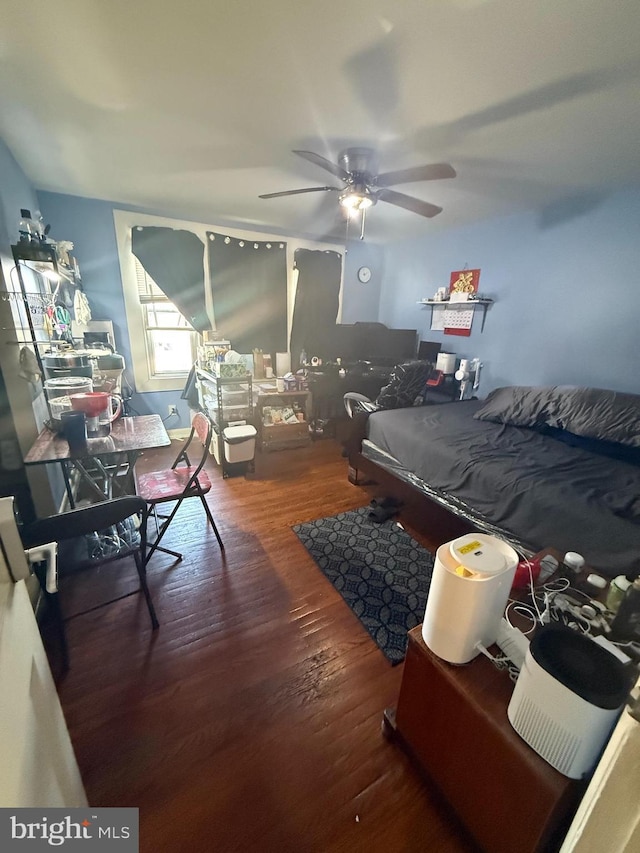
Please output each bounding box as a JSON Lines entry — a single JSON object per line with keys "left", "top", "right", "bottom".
{"left": 385, "top": 627, "right": 585, "bottom": 853}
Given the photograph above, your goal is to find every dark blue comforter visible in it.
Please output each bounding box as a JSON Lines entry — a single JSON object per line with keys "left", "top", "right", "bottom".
{"left": 364, "top": 400, "right": 640, "bottom": 575}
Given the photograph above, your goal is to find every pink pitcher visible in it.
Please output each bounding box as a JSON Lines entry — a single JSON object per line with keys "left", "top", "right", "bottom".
{"left": 70, "top": 392, "right": 122, "bottom": 437}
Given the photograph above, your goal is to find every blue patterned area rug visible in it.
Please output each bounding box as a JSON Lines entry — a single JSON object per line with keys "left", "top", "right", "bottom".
{"left": 292, "top": 506, "right": 434, "bottom": 664}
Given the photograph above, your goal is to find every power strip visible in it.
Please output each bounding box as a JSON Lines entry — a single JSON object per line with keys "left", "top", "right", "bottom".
{"left": 496, "top": 618, "right": 529, "bottom": 670}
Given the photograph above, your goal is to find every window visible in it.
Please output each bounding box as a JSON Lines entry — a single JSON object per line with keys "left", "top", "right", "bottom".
{"left": 114, "top": 208, "right": 344, "bottom": 395}
{"left": 134, "top": 260, "right": 196, "bottom": 377}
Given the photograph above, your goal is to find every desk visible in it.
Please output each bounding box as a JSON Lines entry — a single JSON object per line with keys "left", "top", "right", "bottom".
{"left": 24, "top": 415, "right": 171, "bottom": 507}
{"left": 306, "top": 367, "right": 391, "bottom": 435}
{"left": 385, "top": 627, "right": 584, "bottom": 853}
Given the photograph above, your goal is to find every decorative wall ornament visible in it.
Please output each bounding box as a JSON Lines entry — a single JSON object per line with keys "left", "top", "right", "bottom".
{"left": 444, "top": 268, "right": 481, "bottom": 337}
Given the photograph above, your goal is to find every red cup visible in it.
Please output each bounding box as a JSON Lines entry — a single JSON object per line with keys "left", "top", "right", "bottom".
{"left": 512, "top": 557, "right": 541, "bottom": 591}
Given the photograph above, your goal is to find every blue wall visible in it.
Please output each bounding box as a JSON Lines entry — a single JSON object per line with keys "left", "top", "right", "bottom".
{"left": 36, "top": 183, "right": 640, "bottom": 405}
{"left": 341, "top": 240, "right": 384, "bottom": 323}
{"left": 0, "top": 142, "right": 41, "bottom": 276}
{"left": 378, "top": 189, "right": 640, "bottom": 396}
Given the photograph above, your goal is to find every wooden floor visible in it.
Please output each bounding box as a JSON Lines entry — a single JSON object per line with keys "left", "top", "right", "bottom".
{"left": 50, "top": 437, "right": 479, "bottom": 853}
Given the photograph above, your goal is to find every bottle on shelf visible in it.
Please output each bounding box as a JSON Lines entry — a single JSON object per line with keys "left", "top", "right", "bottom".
{"left": 606, "top": 575, "right": 632, "bottom": 613}
{"left": 31, "top": 210, "right": 46, "bottom": 243}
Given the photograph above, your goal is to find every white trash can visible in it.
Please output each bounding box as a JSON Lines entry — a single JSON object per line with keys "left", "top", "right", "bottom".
{"left": 222, "top": 424, "right": 257, "bottom": 463}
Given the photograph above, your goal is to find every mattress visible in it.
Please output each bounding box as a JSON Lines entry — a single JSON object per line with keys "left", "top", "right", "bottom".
{"left": 363, "top": 400, "right": 640, "bottom": 575}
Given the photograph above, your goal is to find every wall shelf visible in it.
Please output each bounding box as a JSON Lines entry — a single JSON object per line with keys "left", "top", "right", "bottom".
{"left": 418, "top": 298, "right": 494, "bottom": 333}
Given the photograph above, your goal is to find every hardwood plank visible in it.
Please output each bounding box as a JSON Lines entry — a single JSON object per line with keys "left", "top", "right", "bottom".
{"left": 48, "top": 438, "right": 478, "bottom": 852}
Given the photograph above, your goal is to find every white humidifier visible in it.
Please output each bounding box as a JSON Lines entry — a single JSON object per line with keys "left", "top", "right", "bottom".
{"left": 422, "top": 533, "right": 518, "bottom": 664}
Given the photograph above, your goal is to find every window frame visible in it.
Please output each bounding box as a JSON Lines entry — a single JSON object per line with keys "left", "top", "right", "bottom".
{"left": 115, "top": 211, "right": 208, "bottom": 392}
{"left": 135, "top": 260, "right": 197, "bottom": 380}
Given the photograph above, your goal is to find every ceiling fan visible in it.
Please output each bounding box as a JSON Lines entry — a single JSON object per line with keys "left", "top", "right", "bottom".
{"left": 259, "top": 147, "right": 456, "bottom": 238}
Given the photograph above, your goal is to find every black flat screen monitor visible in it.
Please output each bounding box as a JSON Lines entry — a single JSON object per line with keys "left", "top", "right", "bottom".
{"left": 418, "top": 340, "right": 442, "bottom": 362}
{"left": 326, "top": 324, "right": 362, "bottom": 363}
{"left": 324, "top": 324, "right": 417, "bottom": 365}
{"left": 361, "top": 328, "right": 417, "bottom": 365}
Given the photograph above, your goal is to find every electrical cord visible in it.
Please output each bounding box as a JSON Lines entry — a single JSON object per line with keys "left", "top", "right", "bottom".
{"left": 503, "top": 550, "right": 556, "bottom": 634}
{"left": 509, "top": 549, "right": 598, "bottom": 636}
{"left": 504, "top": 600, "right": 538, "bottom": 635}
{"left": 475, "top": 641, "right": 520, "bottom": 683}
{"left": 486, "top": 551, "right": 624, "bottom": 679}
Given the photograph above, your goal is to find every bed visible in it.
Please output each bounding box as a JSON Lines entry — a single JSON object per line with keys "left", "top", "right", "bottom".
{"left": 347, "top": 386, "right": 640, "bottom": 576}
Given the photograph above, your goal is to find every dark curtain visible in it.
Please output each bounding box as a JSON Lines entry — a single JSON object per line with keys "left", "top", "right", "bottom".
{"left": 207, "top": 232, "right": 287, "bottom": 356}
{"left": 290, "top": 249, "right": 342, "bottom": 369}
{"left": 131, "top": 227, "right": 208, "bottom": 331}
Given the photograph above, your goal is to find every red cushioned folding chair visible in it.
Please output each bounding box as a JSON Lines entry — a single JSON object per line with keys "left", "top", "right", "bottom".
{"left": 135, "top": 412, "right": 224, "bottom": 565}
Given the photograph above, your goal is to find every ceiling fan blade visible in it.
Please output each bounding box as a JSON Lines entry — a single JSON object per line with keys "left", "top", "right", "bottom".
{"left": 292, "top": 150, "right": 350, "bottom": 180}
{"left": 259, "top": 186, "right": 340, "bottom": 199}
{"left": 376, "top": 189, "right": 443, "bottom": 218}
{"left": 376, "top": 163, "right": 456, "bottom": 187}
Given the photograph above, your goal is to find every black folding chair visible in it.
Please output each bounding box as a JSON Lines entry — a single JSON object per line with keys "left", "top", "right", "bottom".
{"left": 21, "top": 496, "right": 159, "bottom": 672}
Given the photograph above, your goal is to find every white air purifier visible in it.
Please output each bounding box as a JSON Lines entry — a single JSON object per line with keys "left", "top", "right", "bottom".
{"left": 422, "top": 533, "right": 518, "bottom": 664}
{"left": 507, "top": 624, "right": 629, "bottom": 779}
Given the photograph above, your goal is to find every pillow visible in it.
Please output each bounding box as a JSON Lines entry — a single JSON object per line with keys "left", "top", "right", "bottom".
{"left": 473, "top": 385, "right": 559, "bottom": 428}
{"left": 547, "top": 386, "right": 640, "bottom": 447}
{"left": 475, "top": 385, "right": 640, "bottom": 448}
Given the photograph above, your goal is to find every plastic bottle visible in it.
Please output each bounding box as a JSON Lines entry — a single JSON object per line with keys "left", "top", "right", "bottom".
{"left": 610, "top": 577, "right": 640, "bottom": 641}
{"left": 606, "top": 575, "right": 632, "bottom": 613}
{"left": 18, "top": 208, "right": 34, "bottom": 243}
{"left": 300, "top": 348, "right": 307, "bottom": 367}
{"left": 563, "top": 551, "right": 585, "bottom": 575}
{"left": 31, "top": 210, "right": 46, "bottom": 242}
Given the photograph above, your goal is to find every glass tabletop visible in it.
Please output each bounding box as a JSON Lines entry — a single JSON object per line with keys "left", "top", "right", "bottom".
{"left": 24, "top": 414, "right": 171, "bottom": 465}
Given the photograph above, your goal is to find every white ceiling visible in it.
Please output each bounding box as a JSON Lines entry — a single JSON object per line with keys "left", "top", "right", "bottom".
{"left": 1, "top": 0, "right": 639, "bottom": 243}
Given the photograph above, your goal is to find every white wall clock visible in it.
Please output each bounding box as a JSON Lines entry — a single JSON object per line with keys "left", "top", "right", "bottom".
{"left": 357, "top": 266, "right": 372, "bottom": 283}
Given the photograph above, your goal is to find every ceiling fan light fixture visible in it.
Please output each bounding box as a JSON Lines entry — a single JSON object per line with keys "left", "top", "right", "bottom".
{"left": 339, "top": 184, "right": 374, "bottom": 211}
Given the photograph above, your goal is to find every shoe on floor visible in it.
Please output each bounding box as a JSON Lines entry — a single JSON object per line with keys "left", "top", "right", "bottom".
{"left": 370, "top": 495, "right": 402, "bottom": 509}
{"left": 368, "top": 504, "right": 400, "bottom": 523}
